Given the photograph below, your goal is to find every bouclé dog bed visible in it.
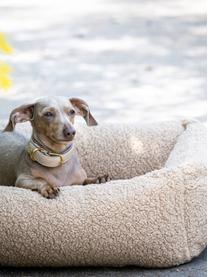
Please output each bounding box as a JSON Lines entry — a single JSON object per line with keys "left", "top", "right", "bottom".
{"left": 0, "top": 120, "right": 206, "bottom": 267}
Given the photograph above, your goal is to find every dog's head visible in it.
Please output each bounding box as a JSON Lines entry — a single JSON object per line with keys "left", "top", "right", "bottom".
{"left": 4, "top": 96, "right": 97, "bottom": 148}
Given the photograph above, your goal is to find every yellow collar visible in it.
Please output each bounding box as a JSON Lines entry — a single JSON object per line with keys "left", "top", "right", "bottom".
{"left": 26, "top": 139, "right": 74, "bottom": 168}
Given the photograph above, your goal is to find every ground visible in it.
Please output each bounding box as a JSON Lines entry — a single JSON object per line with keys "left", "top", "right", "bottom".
{"left": 0, "top": 0, "right": 206, "bottom": 276}
{"left": 0, "top": 0, "right": 206, "bottom": 123}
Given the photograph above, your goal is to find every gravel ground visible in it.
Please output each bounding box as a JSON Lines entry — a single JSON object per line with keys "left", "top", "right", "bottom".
{"left": 0, "top": 0, "right": 206, "bottom": 276}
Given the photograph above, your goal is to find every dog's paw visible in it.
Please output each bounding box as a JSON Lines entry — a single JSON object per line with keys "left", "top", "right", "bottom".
{"left": 96, "top": 174, "right": 111, "bottom": 184}
{"left": 40, "top": 184, "right": 60, "bottom": 199}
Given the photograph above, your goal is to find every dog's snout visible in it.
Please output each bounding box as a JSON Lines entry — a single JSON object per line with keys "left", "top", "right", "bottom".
{"left": 63, "top": 126, "right": 76, "bottom": 139}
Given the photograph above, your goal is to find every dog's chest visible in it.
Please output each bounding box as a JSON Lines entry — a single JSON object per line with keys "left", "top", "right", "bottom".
{"left": 30, "top": 154, "right": 87, "bottom": 187}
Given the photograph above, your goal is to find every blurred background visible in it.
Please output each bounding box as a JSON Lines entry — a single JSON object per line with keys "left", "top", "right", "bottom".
{"left": 0, "top": 0, "right": 206, "bottom": 124}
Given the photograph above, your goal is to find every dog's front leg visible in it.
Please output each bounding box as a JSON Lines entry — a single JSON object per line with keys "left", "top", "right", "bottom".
{"left": 83, "top": 174, "right": 110, "bottom": 185}
{"left": 15, "top": 174, "right": 59, "bottom": 199}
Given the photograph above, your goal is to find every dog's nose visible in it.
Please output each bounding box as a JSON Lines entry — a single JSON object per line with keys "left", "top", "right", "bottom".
{"left": 63, "top": 126, "right": 76, "bottom": 139}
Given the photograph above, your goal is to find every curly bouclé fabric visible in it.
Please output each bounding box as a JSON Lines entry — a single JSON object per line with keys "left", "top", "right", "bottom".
{"left": 0, "top": 120, "right": 206, "bottom": 267}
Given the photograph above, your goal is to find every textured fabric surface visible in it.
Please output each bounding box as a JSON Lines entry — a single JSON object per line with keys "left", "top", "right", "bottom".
{"left": 165, "top": 121, "right": 207, "bottom": 167}
{"left": 0, "top": 120, "right": 206, "bottom": 267}
{"left": 75, "top": 121, "right": 184, "bottom": 179}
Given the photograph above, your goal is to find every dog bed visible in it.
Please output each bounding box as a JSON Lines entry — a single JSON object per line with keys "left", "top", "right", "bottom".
{"left": 0, "top": 120, "right": 206, "bottom": 267}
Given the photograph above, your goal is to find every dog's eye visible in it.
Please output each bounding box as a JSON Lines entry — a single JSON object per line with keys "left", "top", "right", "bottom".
{"left": 68, "top": 110, "right": 75, "bottom": 116}
{"left": 44, "top": 111, "right": 54, "bottom": 117}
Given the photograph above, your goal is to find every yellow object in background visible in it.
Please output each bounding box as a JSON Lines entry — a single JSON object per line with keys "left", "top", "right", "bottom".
{"left": 0, "top": 33, "right": 13, "bottom": 89}
{"left": 0, "top": 33, "right": 13, "bottom": 54}
{"left": 0, "top": 62, "right": 12, "bottom": 89}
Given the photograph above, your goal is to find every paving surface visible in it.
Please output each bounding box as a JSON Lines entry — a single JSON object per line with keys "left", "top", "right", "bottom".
{"left": 0, "top": 0, "right": 206, "bottom": 276}
{"left": 0, "top": 0, "right": 206, "bottom": 123}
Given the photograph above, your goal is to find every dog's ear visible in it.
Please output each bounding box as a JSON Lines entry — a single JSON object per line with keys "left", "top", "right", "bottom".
{"left": 70, "top": 98, "right": 98, "bottom": 126}
{"left": 3, "top": 103, "right": 35, "bottom": 132}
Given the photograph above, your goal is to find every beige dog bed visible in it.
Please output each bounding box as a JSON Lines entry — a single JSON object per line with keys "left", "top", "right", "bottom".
{"left": 0, "top": 120, "right": 206, "bottom": 267}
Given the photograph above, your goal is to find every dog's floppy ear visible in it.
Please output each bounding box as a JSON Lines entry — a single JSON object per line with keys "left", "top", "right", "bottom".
{"left": 3, "top": 103, "right": 35, "bottom": 132}
{"left": 70, "top": 98, "right": 98, "bottom": 126}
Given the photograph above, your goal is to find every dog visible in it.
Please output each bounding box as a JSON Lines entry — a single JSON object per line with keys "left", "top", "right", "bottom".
{"left": 0, "top": 96, "right": 109, "bottom": 198}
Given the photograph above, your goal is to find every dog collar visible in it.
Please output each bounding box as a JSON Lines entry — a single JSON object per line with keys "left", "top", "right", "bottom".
{"left": 26, "top": 139, "right": 74, "bottom": 168}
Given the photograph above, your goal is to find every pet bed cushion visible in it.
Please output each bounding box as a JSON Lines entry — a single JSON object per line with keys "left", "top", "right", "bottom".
{"left": 0, "top": 120, "right": 206, "bottom": 267}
